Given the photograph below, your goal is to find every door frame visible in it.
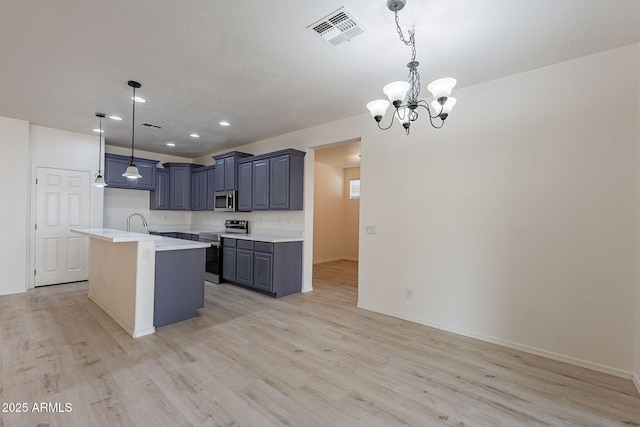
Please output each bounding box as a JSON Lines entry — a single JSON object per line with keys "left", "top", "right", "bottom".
{"left": 28, "top": 164, "right": 103, "bottom": 289}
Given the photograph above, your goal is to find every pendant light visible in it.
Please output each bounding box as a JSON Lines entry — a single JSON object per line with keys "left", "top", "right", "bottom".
{"left": 122, "top": 80, "right": 142, "bottom": 179}
{"left": 93, "top": 113, "right": 107, "bottom": 187}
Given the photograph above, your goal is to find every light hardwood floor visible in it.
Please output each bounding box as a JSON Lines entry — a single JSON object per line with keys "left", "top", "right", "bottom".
{"left": 1, "top": 259, "right": 639, "bottom": 426}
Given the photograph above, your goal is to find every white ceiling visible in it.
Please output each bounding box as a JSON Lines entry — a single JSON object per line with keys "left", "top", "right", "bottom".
{"left": 2, "top": 0, "right": 640, "bottom": 158}
{"left": 315, "top": 140, "right": 362, "bottom": 168}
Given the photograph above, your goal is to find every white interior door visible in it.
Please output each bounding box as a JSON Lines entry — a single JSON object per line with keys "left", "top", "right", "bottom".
{"left": 35, "top": 167, "right": 91, "bottom": 286}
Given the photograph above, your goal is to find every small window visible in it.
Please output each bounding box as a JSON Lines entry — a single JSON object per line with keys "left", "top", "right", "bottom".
{"left": 349, "top": 179, "right": 360, "bottom": 199}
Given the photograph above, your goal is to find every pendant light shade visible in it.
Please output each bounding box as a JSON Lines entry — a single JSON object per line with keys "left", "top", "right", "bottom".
{"left": 123, "top": 165, "right": 142, "bottom": 179}
{"left": 427, "top": 77, "right": 457, "bottom": 101}
{"left": 94, "top": 173, "right": 106, "bottom": 187}
{"left": 93, "top": 113, "right": 107, "bottom": 187}
{"left": 366, "top": 99, "right": 391, "bottom": 121}
{"left": 123, "top": 80, "right": 142, "bottom": 180}
{"left": 383, "top": 81, "right": 410, "bottom": 106}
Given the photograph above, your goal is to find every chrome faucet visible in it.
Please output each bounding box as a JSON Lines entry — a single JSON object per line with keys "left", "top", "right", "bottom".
{"left": 126, "top": 213, "right": 148, "bottom": 232}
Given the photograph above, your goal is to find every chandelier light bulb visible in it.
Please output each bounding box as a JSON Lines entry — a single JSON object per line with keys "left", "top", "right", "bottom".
{"left": 366, "top": 100, "right": 391, "bottom": 121}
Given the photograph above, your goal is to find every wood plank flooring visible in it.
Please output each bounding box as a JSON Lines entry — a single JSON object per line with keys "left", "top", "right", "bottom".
{"left": 1, "top": 259, "right": 639, "bottom": 426}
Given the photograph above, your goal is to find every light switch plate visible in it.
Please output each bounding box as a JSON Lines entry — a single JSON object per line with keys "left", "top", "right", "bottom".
{"left": 366, "top": 225, "right": 377, "bottom": 234}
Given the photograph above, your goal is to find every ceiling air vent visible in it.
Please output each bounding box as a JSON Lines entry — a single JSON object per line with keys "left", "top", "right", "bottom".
{"left": 140, "top": 122, "right": 162, "bottom": 130}
{"left": 308, "top": 7, "right": 366, "bottom": 47}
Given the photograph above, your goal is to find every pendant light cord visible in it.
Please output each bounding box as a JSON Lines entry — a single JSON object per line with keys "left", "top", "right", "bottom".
{"left": 130, "top": 85, "right": 136, "bottom": 166}
{"left": 98, "top": 115, "right": 103, "bottom": 172}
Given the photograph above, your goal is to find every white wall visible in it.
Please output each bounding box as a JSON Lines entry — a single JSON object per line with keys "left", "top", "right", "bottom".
{"left": 635, "top": 42, "right": 640, "bottom": 392}
{"left": 343, "top": 167, "right": 360, "bottom": 261}
{"left": 313, "top": 162, "right": 345, "bottom": 263}
{"left": 0, "top": 117, "right": 29, "bottom": 295}
{"left": 312, "top": 164, "right": 360, "bottom": 264}
{"left": 358, "top": 44, "right": 639, "bottom": 376}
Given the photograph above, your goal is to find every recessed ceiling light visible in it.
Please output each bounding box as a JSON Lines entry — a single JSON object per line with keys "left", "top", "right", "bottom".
{"left": 219, "top": 121, "right": 230, "bottom": 127}
{"left": 131, "top": 96, "right": 146, "bottom": 103}
{"left": 92, "top": 128, "right": 104, "bottom": 133}
{"left": 166, "top": 142, "right": 176, "bottom": 147}
{"left": 109, "top": 115, "right": 122, "bottom": 121}
{"left": 190, "top": 133, "right": 200, "bottom": 138}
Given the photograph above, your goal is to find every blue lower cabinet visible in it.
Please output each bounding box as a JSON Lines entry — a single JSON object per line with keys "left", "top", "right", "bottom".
{"left": 222, "top": 238, "right": 301, "bottom": 297}
{"left": 154, "top": 248, "right": 205, "bottom": 327}
{"left": 222, "top": 239, "right": 237, "bottom": 282}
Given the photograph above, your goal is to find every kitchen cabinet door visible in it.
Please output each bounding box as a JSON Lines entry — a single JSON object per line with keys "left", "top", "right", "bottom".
{"left": 236, "top": 248, "right": 254, "bottom": 286}
{"left": 190, "top": 172, "right": 200, "bottom": 211}
{"left": 164, "top": 163, "right": 198, "bottom": 210}
{"left": 222, "top": 246, "right": 236, "bottom": 282}
{"left": 268, "top": 152, "right": 304, "bottom": 210}
{"left": 198, "top": 170, "right": 208, "bottom": 210}
{"left": 237, "top": 161, "right": 252, "bottom": 212}
{"left": 206, "top": 168, "right": 216, "bottom": 210}
{"left": 134, "top": 159, "right": 157, "bottom": 190}
{"left": 150, "top": 168, "right": 170, "bottom": 210}
{"left": 223, "top": 156, "right": 236, "bottom": 190}
{"left": 190, "top": 170, "right": 208, "bottom": 211}
{"left": 214, "top": 158, "right": 225, "bottom": 192}
{"left": 269, "top": 155, "right": 290, "bottom": 209}
{"left": 252, "top": 158, "right": 270, "bottom": 210}
{"left": 253, "top": 251, "right": 273, "bottom": 292}
{"left": 104, "top": 154, "right": 131, "bottom": 188}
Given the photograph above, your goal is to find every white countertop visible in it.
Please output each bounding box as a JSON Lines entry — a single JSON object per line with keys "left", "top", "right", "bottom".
{"left": 155, "top": 237, "right": 210, "bottom": 251}
{"left": 221, "top": 232, "right": 303, "bottom": 243}
{"left": 72, "top": 228, "right": 210, "bottom": 251}
{"left": 147, "top": 224, "right": 304, "bottom": 243}
{"left": 72, "top": 228, "right": 162, "bottom": 242}
{"left": 147, "top": 225, "right": 224, "bottom": 234}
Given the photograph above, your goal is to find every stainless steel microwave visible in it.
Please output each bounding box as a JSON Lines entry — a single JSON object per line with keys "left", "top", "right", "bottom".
{"left": 214, "top": 190, "right": 237, "bottom": 212}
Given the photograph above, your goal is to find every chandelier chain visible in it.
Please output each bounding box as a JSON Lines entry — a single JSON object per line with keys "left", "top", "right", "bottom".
{"left": 394, "top": 10, "right": 416, "bottom": 62}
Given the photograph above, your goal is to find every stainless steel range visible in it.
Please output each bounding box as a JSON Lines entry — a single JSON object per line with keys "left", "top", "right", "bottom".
{"left": 199, "top": 232, "right": 221, "bottom": 283}
{"left": 225, "top": 219, "right": 249, "bottom": 234}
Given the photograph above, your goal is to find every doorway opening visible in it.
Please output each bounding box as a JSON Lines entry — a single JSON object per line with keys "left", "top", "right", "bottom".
{"left": 312, "top": 139, "right": 361, "bottom": 303}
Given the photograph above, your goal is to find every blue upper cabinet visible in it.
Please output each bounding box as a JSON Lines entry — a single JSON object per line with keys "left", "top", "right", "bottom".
{"left": 206, "top": 168, "right": 216, "bottom": 210}
{"left": 252, "top": 158, "right": 270, "bottom": 210}
{"left": 162, "top": 163, "right": 202, "bottom": 210}
{"left": 237, "top": 161, "right": 253, "bottom": 212}
{"left": 190, "top": 165, "right": 214, "bottom": 211}
{"left": 104, "top": 153, "right": 158, "bottom": 190}
{"left": 150, "top": 168, "right": 170, "bottom": 210}
{"left": 213, "top": 151, "right": 253, "bottom": 191}
{"left": 237, "top": 149, "right": 305, "bottom": 211}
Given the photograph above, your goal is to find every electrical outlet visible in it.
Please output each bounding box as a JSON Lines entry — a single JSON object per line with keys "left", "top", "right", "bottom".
{"left": 366, "top": 225, "right": 377, "bottom": 234}
{"left": 405, "top": 289, "right": 412, "bottom": 299}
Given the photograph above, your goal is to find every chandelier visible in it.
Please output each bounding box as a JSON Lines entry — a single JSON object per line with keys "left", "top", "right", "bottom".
{"left": 367, "top": 0, "right": 457, "bottom": 134}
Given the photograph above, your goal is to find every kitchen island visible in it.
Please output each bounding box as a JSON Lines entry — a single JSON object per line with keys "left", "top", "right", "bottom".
{"left": 72, "top": 228, "right": 209, "bottom": 337}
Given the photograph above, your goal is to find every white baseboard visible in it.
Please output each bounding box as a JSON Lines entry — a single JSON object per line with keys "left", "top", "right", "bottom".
{"left": 633, "top": 373, "right": 640, "bottom": 394}
{"left": 357, "top": 302, "right": 634, "bottom": 381}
